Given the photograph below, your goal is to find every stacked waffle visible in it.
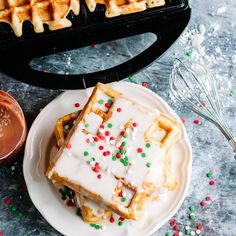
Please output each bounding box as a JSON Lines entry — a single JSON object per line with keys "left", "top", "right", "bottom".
{"left": 46, "top": 83, "right": 181, "bottom": 223}
{"left": 0, "top": 0, "right": 165, "bottom": 36}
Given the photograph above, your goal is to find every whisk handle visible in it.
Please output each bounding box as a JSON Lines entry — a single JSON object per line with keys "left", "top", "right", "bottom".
{"left": 229, "top": 138, "right": 236, "bottom": 155}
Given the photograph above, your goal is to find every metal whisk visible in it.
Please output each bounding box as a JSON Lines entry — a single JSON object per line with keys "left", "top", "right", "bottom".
{"left": 169, "top": 58, "right": 236, "bottom": 155}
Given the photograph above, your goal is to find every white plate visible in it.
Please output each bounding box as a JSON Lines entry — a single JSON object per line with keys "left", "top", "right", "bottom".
{"left": 23, "top": 82, "right": 192, "bottom": 236}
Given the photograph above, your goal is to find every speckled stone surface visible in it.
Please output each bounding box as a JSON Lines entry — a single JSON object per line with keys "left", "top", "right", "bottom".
{"left": 0, "top": 0, "right": 236, "bottom": 235}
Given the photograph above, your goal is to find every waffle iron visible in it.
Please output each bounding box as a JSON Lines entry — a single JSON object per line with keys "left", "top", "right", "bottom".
{"left": 0, "top": 0, "right": 191, "bottom": 89}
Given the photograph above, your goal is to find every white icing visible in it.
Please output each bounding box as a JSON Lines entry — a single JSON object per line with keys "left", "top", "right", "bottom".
{"left": 83, "top": 112, "right": 103, "bottom": 134}
{"left": 152, "top": 128, "right": 166, "bottom": 142}
{"left": 49, "top": 88, "right": 173, "bottom": 214}
{"left": 93, "top": 90, "right": 112, "bottom": 112}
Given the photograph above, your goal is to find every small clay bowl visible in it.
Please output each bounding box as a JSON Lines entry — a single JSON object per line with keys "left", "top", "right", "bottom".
{"left": 0, "top": 90, "right": 27, "bottom": 165}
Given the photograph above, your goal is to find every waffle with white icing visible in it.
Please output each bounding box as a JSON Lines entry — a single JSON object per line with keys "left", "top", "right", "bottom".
{"left": 0, "top": 0, "right": 80, "bottom": 37}
{"left": 46, "top": 82, "right": 181, "bottom": 220}
{"left": 86, "top": 0, "right": 165, "bottom": 18}
{"left": 54, "top": 111, "right": 111, "bottom": 223}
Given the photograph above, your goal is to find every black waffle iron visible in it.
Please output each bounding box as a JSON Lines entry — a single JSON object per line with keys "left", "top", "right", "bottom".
{"left": 0, "top": 0, "right": 191, "bottom": 89}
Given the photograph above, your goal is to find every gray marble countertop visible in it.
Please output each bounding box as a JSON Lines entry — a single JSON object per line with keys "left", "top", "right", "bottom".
{"left": 0, "top": 0, "right": 236, "bottom": 235}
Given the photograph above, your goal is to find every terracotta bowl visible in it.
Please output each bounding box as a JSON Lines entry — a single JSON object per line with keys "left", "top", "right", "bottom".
{"left": 0, "top": 90, "right": 27, "bottom": 165}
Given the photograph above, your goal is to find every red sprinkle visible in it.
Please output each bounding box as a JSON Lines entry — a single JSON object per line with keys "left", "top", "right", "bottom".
{"left": 205, "top": 196, "right": 212, "bottom": 201}
{"left": 92, "top": 44, "right": 97, "bottom": 48}
{"left": 74, "top": 102, "right": 80, "bottom": 108}
{"left": 103, "top": 151, "right": 107, "bottom": 156}
{"left": 142, "top": 82, "right": 149, "bottom": 87}
{"left": 86, "top": 138, "right": 90, "bottom": 143}
{"left": 110, "top": 137, "right": 115, "bottom": 141}
{"left": 133, "top": 122, "right": 138, "bottom": 127}
{"left": 174, "top": 225, "right": 179, "bottom": 231}
{"left": 110, "top": 217, "right": 115, "bottom": 223}
{"left": 116, "top": 153, "right": 121, "bottom": 159}
{"left": 119, "top": 145, "right": 124, "bottom": 150}
{"left": 117, "top": 108, "right": 122, "bottom": 112}
{"left": 137, "top": 148, "right": 142, "bottom": 153}
{"left": 119, "top": 217, "right": 125, "bottom": 221}
{"left": 106, "top": 151, "right": 111, "bottom": 156}
{"left": 97, "top": 174, "right": 102, "bottom": 179}
{"left": 66, "top": 143, "right": 71, "bottom": 149}
{"left": 92, "top": 166, "right": 100, "bottom": 173}
{"left": 5, "top": 199, "right": 11, "bottom": 205}
{"left": 118, "top": 191, "right": 123, "bottom": 197}
{"left": 170, "top": 220, "right": 176, "bottom": 226}
{"left": 193, "top": 119, "right": 201, "bottom": 125}
{"left": 100, "top": 124, "right": 105, "bottom": 129}
{"left": 105, "top": 103, "right": 111, "bottom": 108}
{"left": 200, "top": 201, "right": 206, "bottom": 206}
{"left": 105, "top": 131, "right": 110, "bottom": 136}
{"left": 95, "top": 162, "right": 99, "bottom": 167}
{"left": 93, "top": 137, "right": 99, "bottom": 142}
{"left": 209, "top": 180, "right": 216, "bottom": 186}
{"left": 99, "top": 145, "right": 104, "bottom": 150}
{"left": 120, "top": 131, "right": 125, "bottom": 136}
{"left": 66, "top": 199, "right": 75, "bottom": 207}
{"left": 197, "top": 225, "right": 203, "bottom": 230}
{"left": 181, "top": 119, "right": 186, "bottom": 124}
{"left": 174, "top": 233, "right": 179, "bottom": 236}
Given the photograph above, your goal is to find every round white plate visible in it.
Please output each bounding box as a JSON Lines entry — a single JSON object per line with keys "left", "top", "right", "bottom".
{"left": 23, "top": 82, "right": 192, "bottom": 236}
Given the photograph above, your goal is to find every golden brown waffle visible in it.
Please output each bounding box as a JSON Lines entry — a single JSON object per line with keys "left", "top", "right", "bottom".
{"left": 0, "top": 0, "right": 80, "bottom": 36}
{"left": 47, "top": 82, "right": 181, "bottom": 220}
{"left": 85, "top": 0, "right": 165, "bottom": 17}
{"left": 54, "top": 111, "right": 111, "bottom": 223}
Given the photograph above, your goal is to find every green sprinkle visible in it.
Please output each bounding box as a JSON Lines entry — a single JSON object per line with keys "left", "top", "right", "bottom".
{"left": 146, "top": 162, "right": 151, "bottom": 168}
{"left": 124, "top": 162, "right": 129, "bottom": 166}
{"left": 85, "top": 123, "right": 89, "bottom": 128}
{"left": 95, "top": 225, "right": 100, "bottom": 230}
{"left": 119, "top": 150, "right": 125, "bottom": 155}
{"left": 121, "top": 197, "right": 126, "bottom": 202}
{"left": 206, "top": 171, "right": 213, "bottom": 178}
{"left": 229, "top": 90, "right": 236, "bottom": 96}
{"left": 121, "top": 141, "right": 126, "bottom": 146}
{"left": 64, "top": 186, "right": 70, "bottom": 196}
{"left": 128, "top": 76, "right": 137, "bottom": 84}
{"left": 90, "top": 157, "right": 96, "bottom": 161}
{"left": 185, "top": 229, "right": 191, "bottom": 235}
{"left": 141, "top": 152, "right": 146, "bottom": 158}
{"left": 61, "top": 193, "right": 67, "bottom": 200}
{"left": 107, "top": 123, "right": 113, "bottom": 128}
{"left": 186, "top": 50, "right": 193, "bottom": 57}
{"left": 124, "top": 156, "right": 128, "bottom": 161}
{"left": 146, "top": 143, "right": 151, "bottom": 148}
{"left": 98, "top": 99, "right": 104, "bottom": 104}
{"left": 112, "top": 156, "right": 117, "bottom": 161}
{"left": 118, "top": 221, "right": 123, "bottom": 226}
{"left": 84, "top": 151, "right": 89, "bottom": 156}
{"left": 107, "top": 99, "right": 113, "bottom": 104}
{"left": 124, "top": 134, "right": 128, "bottom": 138}
{"left": 11, "top": 207, "right": 17, "bottom": 212}
{"left": 189, "top": 206, "right": 195, "bottom": 212}
{"left": 120, "top": 159, "right": 124, "bottom": 163}
{"left": 189, "top": 213, "right": 196, "bottom": 220}
{"left": 17, "top": 212, "right": 24, "bottom": 218}
{"left": 165, "top": 233, "right": 171, "bottom": 236}
{"left": 76, "top": 208, "right": 82, "bottom": 216}
{"left": 90, "top": 224, "right": 95, "bottom": 227}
